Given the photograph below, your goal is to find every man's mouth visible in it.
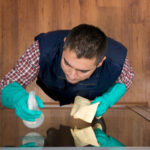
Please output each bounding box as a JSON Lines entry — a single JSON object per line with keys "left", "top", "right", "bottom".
{"left": 66, "top": 75, "right": 77, "bottom": 83}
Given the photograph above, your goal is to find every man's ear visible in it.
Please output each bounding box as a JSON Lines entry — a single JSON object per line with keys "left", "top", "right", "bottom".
{"left": 64, "top": 37, "right": 66, "bottom": 42}
{"left": 96, "top": 56, "right": 106, "bottom": 68}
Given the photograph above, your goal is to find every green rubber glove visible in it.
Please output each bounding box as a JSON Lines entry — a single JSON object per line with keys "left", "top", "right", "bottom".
{"left": 91, "top": 83, "right": 126, "bottom": 117}
{"left": 20, "top": 142, "right": 36, "bottom": 147}
{"left": 1, "top": 82, "right": 44, "bottom": 121}
{"left": 94, "top": 128, "right": 124, "bottom": 147}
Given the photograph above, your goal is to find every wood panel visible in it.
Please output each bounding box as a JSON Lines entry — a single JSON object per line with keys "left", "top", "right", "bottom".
{"left": 0, "top": 0, "right": 150, "bottom": 106}
{"left": 128, "top": 106, "right": 150, "bottom": 121}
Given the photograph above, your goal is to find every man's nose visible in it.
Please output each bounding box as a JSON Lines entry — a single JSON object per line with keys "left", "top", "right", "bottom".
{"left": 69, "top": 69, "right": 77, "bottom": 80}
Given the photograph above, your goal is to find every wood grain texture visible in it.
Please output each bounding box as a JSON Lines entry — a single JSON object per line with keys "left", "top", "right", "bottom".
{"left": 128, "top": 106, "right": 150, "bottom": 121}
{"left": 104, "top": 107, "right": 150, "bottom": 146}
{"left": 0, "top": 0, "right": 150, "bottom": 105}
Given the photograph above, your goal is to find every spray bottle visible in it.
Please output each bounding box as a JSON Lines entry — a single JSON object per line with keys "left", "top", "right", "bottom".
{"left": 23, "top": 91, "right": 44, "bottom": 128}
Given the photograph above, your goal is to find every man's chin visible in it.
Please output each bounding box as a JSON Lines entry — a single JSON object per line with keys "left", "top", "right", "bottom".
{"left": 66, "top": 77, "right": 79, "bottom": 84}
{"left": 67, "top": 79, "right": 79, "bottom": 84}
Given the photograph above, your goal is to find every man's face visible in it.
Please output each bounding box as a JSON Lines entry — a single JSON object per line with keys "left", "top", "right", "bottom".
{"left": 61, "top": 48, "right": 98, "bottom": 84}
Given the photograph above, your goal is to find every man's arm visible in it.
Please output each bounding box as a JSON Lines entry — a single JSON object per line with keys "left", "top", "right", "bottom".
{"left": 116, "top": 57, "right": 134, "bottom": 89}
{"left": 0, "top": 41, "right": 44, "bottom": 121}
{"left": 0, "top": 40, "right": 40, "bottom": 93}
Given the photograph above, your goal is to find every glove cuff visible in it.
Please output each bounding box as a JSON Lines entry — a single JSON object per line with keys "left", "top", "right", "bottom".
{"left": 1, "top": 82, "right": 28, "bottom": 108}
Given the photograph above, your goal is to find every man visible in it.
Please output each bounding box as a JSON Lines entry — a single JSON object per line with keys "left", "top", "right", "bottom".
{"left": 0, "top": 24, "right": 134, "bottom": 122}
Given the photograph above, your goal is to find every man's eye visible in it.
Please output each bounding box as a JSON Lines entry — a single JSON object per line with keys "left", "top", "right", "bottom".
{"left": 80, "top": 70, "right": 88, "bottom": 73}
{"left": 64, "top": 59, "right": 70, "bottom": 66}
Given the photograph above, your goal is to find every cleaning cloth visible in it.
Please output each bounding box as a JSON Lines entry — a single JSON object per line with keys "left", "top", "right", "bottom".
{"left": 70, "top": 96, "right": 99, "bottom": 123}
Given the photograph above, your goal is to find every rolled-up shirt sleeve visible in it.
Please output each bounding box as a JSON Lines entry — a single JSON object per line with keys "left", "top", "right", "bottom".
{"left": 0, "top": 40, "right": 40, "bottom": 94}
{"left": 116, "top": 57, "right": 134, "bottom": 90}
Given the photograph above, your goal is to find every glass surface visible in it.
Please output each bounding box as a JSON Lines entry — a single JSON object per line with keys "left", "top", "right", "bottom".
{"left": 0, "top": 106, "right": 149, "bottom": 147}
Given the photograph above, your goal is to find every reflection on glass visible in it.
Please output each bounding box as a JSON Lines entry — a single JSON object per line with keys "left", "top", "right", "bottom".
{"left": 1, "top": 116, "right": 124, "bottom": 147}
{"left": 44, "top": 124, "right": 124, "bottom": 147}
{"left": 21, "top": 132, "right": 44, "bottom": 147}
{"left": 44, "top": 125, "right": 75, "bottom": 146}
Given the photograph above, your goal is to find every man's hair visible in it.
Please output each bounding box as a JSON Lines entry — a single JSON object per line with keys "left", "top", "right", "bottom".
{"left": 63, "top": 24, "right": 107, "bottom": 65}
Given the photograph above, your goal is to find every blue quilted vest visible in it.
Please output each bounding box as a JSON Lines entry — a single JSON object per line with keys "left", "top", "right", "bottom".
{"left": 35, "top": 30, "right": 127, "bottom": 105}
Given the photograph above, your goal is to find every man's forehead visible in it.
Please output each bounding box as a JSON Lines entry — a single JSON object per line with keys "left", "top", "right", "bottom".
{"left": 62, "top": 49, "right": 97, "bottom": 70}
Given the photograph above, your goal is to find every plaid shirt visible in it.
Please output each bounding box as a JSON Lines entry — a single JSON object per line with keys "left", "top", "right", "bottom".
{"left": 0, "top": 40, "right": 134, "bottom": 94}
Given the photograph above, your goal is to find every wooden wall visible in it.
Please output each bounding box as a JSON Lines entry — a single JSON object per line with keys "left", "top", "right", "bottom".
{"left": 0, "top": 0, "right": 150, "bottom": 106}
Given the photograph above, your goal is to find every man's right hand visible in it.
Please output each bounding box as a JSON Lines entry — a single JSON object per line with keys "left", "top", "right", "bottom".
{"left": 91, "top": 83, "right": 126, "bottom": 117}
{"left": 1, "top": 82, "right": 44, "bottom": 121}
